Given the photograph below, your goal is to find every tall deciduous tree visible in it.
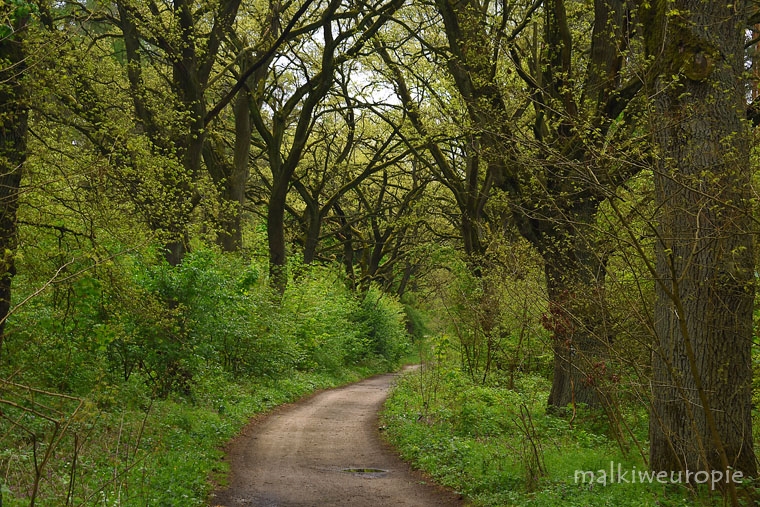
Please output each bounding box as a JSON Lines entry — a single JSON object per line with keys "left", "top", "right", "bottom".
{"left": 0, "top": 2, "right": 33, "bottom": 359}
{"left": 645, "top": 0, "right": 756, "bottom": 486}
{"left": 339, "top": 165, "right": 428, "bottom": 291}
{"left": 202, "top": 37, "right": 255, "bottom": 253}
{"left": 247, "top": 0, "right": 404, "bottom": 293}
{"left": 283, "top": 63, "right": 413, "bottom": 268}
{"left": 376, "top": 40, "right": 493, "bottom": 263}
{"left": 116, "top": 0, "right": 242, "bottom": 264}
{"left": 375, "top": 34, "right": 516, "bottom": 383}
{"left": 429, "top": 0, "right": 646, "bottom": 407}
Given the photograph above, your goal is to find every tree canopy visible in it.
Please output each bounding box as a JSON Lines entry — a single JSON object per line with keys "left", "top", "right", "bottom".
{"left": 1, "top": 0, "right": 759, "bottom": 504}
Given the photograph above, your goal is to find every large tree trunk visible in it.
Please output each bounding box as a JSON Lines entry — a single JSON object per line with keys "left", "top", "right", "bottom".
{"left": 204, "top": 78, "right": 252, "bottom": 253}
{"left": 219, "top": 52, "right": 253, "bottom": 252}
{"left": 544, "top": 263, "right": 606, "bottom": 408}
{"left": 301, "top": 200, "right": 321, "bottom": 265}
{"left": 542, "top": 198, "right": 607, "bottom": 408}
{"left": 648, "top": 0, "right": 756, "bottom": 482}
{"left": 0, "top": 13, "right": 28, "bottom": 361}
{"left": 216, "top": 83, "right": 251, "bottom": 252}
{"left": 267, "top": 173, "right": 289, "bottom": 295}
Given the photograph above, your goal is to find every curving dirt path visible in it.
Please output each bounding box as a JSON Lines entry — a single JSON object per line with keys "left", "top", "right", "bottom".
{"left": 209, "top": 369, "right": 464, "bottom": 507}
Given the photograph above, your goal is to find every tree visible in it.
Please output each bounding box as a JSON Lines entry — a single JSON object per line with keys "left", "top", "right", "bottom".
{"left": 376, "top": 46, "right": 491, "bottom": 262}
{"left": 37, "top": 0, "right": 248, "bottom": 264}
{"left": 246, "top": 0, "right": 404, "bottom": 293}
{"left": 115, "top": 0, "right": 242, "bottom": 264}
{"left": 288, "top": 70, "right": 411, "bottom": 267}
{"left": 374, "top": 34, "right": 519, "bottom": 382}
{"left": 339, "top": 165, "right": 428, "bottom": 291}
{"left": 645, "top": 0, "right": 757, "bottom": 487}
{"left": 0, "top": 1, "right": 34, "bottom": 359}
{"left": 424, "top": 0, "right": 647, "bottom": 406}
{"left": 202, "top": 33, "right": 256, "bottom": 253}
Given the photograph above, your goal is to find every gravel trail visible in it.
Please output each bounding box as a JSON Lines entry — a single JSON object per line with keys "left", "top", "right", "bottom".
{"left": 210, "top": 369, "right": 464, "bottom": 507}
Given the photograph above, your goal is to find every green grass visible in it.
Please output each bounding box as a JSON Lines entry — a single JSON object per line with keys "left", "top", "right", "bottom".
{"left": 1, "top": 364, "right": 387, "bottom": 506}
{"left": 381, "top": 363, "right": 757, "bottom": 507}
{"left": 0, "top": 249, "right": 412, "bottom": 506}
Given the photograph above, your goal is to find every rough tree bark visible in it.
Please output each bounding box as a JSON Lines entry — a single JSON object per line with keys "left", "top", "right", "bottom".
{"left": 542, "top": 198, "right": 608, "bottom": 408}
{"left": 203, "top": 47, "right": 253, "bottom": 253}
{"left": 432, "top": 0, "right": 638, "bottom": 405}
{"left": 118, "top": 0, "right": 242, "bottom": 265}
{"left": 647, "top": 0, "right": 757, "bottom": 483}
{"left": 0, "top": 10, "right": 28, "bottom": 360}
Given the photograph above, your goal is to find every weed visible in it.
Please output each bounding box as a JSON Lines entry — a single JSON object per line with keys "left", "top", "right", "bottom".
{"left": 0, "top": 250, "right": 409, "bottom": 505}
{"left": 382, "top": 360, "right": 739, "bottom": 506}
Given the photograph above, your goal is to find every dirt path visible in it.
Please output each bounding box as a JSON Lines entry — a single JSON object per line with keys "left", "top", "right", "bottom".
{"left": 209, "top": 369, "right": 463, "bottom": 507}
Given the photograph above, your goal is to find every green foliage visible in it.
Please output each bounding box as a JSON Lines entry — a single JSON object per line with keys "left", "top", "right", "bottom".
{"left": 1, "top": 0, "right": 38, "bottom": 38}
{"left": 5, "top": 246, "right": 412, "bottom": 396}
{"left": 130, "top": 250, "right": 281, "bottom": 387}
{"left": 418, "top": 241, "right": 552, "bottom": 384}
{"left": 351, "top": 286, "right": 410, "bottom": 366}
{"left": 401, "top": 300, "right": 428, "bottom": 342}
{"left": 382, "top": 360, "right": 744, "bottom": 506}
{"left": 278, "top": 267, "right": 359, "bottom": 372}
{"left": 0, "top": 243, "right": 411, "bottom": 505}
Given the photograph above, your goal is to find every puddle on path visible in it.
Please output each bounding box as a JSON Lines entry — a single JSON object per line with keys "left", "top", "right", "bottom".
{"left": 341, "top": 467, "right": 389, "bottom": 477}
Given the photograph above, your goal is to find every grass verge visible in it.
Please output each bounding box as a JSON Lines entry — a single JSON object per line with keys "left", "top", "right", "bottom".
{"left": 1, "top": 364, "right": 389, "bottom": 506}
{"left": 381, "top": 363, "right": 757, "bottom": 507}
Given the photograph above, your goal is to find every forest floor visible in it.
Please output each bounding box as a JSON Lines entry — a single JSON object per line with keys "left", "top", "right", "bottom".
{"left": 208, "top": 367, "right": 464, "bottom": 507}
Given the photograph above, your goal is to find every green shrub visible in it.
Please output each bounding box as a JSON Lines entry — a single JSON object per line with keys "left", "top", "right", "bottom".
{"left": 351, "top": 286, "right": 410, "bottom": 366}
{"left": 1, "top": 246, "right": 410, "bottom": 506}
{"left": 382, "top": 362, "right": 737, "bottom": 507}
{"left": 278, "top": 266, "right": 359, "bottom": 372}
{"left": 401, "top": 297, "right": 429, "bottom": 342}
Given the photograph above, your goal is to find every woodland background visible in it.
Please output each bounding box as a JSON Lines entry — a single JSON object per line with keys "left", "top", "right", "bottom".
{"left": 1, "top": 0, "right": 760, "bottom": 505}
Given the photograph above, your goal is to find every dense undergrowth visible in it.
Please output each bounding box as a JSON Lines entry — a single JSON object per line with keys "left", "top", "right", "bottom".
{"left": 0, "top": 248, "right": 410, "bottom": 506}
{"left": 382, "top": 349, "right": 759, "bottom": 507}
